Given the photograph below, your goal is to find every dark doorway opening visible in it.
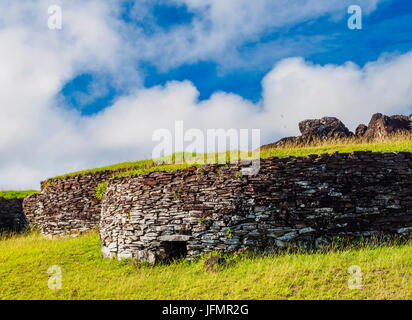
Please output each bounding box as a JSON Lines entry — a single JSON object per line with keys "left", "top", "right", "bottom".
{"left": 162, "top": 241, "right": 188, "bottom": 263}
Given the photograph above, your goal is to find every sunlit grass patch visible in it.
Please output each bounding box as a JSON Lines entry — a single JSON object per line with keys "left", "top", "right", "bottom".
{"left": 48, "top": 132, "right": 412, "bottom": 182}
{"left": 0, "top": 232, "right": 410, "bottom": 300}
{"left": 0, "top": 190, "right": 40, "bottom": 199}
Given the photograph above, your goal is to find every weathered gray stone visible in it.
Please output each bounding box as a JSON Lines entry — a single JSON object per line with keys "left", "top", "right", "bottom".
{"left": 98, "top": 152, "right": 412, "bottom": 263}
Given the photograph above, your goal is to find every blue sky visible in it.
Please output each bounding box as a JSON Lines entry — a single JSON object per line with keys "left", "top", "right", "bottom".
{"left": 2, "top": 0, "right": 412, "bottom": 189}
{"left": 61, "top": 0, "right": 412, "bottom": 115}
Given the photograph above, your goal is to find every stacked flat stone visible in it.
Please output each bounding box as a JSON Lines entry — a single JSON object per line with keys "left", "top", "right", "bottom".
{"left": 23, "top": 171, "right": 115, "bottom": 237}
{"left": 99, "top": 151, "right": 412, "bottom": 263}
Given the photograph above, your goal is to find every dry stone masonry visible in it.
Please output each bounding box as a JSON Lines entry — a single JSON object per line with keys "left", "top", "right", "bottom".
{"left": 23, "top": 171, "right": 115, "bottom": 236}
{"left": 100, "top": 151, "right": 412, "bottom": 263}
{"left": 0, "top": 198, "right": 26, "bottom": 232}
{"left": 16, "top": 112, "right": 412, "bottom": 261}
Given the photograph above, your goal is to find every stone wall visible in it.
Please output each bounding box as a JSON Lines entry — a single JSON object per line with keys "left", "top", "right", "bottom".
{"left": 100, "top": 151, "right": 412, "bottom": 263}
{"left": 0, "top": 198, "right": 26, "bottom": 232}
{"left": 23, "top": 171, "right": 115, "bottom": 237}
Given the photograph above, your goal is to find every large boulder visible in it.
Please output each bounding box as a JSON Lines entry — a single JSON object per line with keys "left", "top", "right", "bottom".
{"left": 260, "top": 113, "right": 412, "bottom": 150}
{"left": 260, "top": 116, "right": 353, "bottom": 150}
{"left": 363, "top": 113, "right": 412, "bottom": 139}
{"left": 298, "top": 117, "right": 353, "bottom": 139}
{"left": 355, "top": 124, "right": 368, "bottom": 137}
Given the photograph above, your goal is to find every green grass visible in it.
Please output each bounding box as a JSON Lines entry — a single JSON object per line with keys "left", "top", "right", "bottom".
{"left": 260, "top": 139, "right": 412, "bottom": 159}
{"left": 115, "top": 163, "right": 200, "bottom": 178}
{"left": 0, "top": 232, "right": 410, "bottom": 300}
{"left": 48, "top": 136, "right": 412, "bottom": 200}
{"left": 0, "top": 190, "right": 40, "bottom": 199}
{"left": 95, "top": 182, "right": 109, "bottom": 201}
{"left": 48, "top": 137, "right": 412, "bottom": 183}
{"left": 48, "top": 159, "right": 154, "bottom": 180}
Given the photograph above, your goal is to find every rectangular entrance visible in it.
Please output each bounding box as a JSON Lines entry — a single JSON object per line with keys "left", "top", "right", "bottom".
{"left": 162, "top": 241, "right": 188, "bottom": 262}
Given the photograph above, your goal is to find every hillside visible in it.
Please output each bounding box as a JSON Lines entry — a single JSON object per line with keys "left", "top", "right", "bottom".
{"left": 0, "top": 231, "right": 410, "bottom": 300}
{"left": 1, "top": 121, "right": 411, "bottom": 300}
{"left": 47, "top": 134, "right": 412, "bottom": 182}
{"left": 2, "top": 134, "right": 411, "bottom": 204}
{"left": 1, "top": 113, "right": 407, "bottom": 190}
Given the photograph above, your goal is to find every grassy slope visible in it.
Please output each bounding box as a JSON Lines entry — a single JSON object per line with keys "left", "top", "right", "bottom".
{"left": 49, "top": 138, "right": 412, "bottom": 181}
{"left": 259, "top": 139, "right": 412, "bottom": 159}
{"left": 48, "top": 159, "right": 154, "bottom": 180}
{"left": 0, "top": 190, "right": 40, "bottom": 199}
{"left": 0, "top": 232, "right": 410, "bottom": 300}
{"left": 1, "top": 137, "right": 410, "bottom": 300}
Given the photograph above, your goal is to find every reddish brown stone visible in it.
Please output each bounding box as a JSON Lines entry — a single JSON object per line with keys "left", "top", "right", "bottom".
{"left": 363, "top": 113, "right": 412, "bottom": 139}
{"left": 298, "top": 117, "right": 353, "bottom": 139}
{"left": 355, "top": 124, "right": 368, "bottom": 137}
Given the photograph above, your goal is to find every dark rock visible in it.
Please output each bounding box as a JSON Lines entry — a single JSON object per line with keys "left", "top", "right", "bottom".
{"left": 261, "top": 116, "right": 352, "bottom": 149}
{"left": 355, "top": 124, "right": 368, "bottom": 137}
{"left": 263, "top": 113, "right": 412, "bottom": 150}
{"left": 299, "top": 117, "right": 353, "bottom": 139}
{"left": 363, "top": 113, "right": 412, "bottom": 139}
{"left": 0, "top": 198, "right": 26, "bottom": 232}
{"left": 204, "top": 257, "right": 226, "bottom": 271}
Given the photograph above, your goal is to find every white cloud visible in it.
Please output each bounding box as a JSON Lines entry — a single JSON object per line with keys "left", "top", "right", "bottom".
{"left": 85, "top": 51, "right": 412, "bottom": 161}
{"left": 1, "top": 0, "right": 410, "bottom": 190}
{"left": 260, "top": 53, "right": 412, "bottom": 134}
{"left": 136, "top": 0, "right": 383, "bottom": 69}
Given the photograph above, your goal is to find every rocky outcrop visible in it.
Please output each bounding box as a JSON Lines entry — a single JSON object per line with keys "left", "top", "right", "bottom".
{"left": 100, "top": 151, "right": 412, "bottom": 263}
{"left": 298, "top": 117, "right": 353, "bottom": 139}
{"left": 0, "top": 198, "right": 26, "bottom": 232}
{"left": 261, "top": 116, "right": 354, "bottom": 149}
{"left": 355, "top": 124, "right": 368, "bottom": 137}
{"left": 360, "top": 113, "right": 412, "bottom": 139}
{"left": 261, "top": 113, "right": 412, "bottom": 150}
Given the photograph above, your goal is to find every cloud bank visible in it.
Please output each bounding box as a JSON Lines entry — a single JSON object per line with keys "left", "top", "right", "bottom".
{"left": 129, "top": 0, "right": 382, "bottom": 69}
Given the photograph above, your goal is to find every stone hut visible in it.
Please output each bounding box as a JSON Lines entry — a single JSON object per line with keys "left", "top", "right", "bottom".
{"left": 99, "top": 152, "right": 412, "bottom": 263}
